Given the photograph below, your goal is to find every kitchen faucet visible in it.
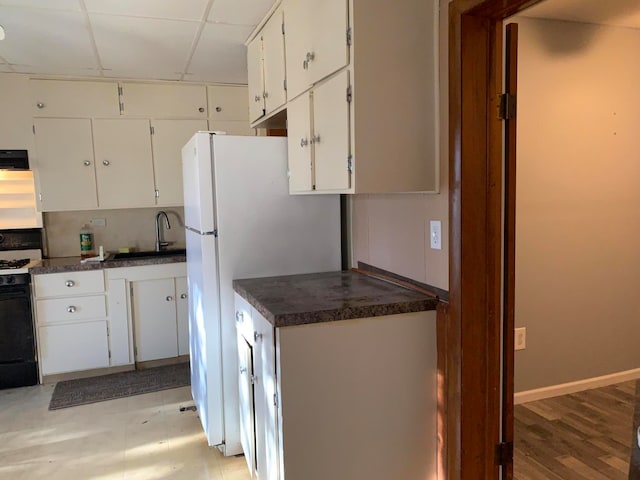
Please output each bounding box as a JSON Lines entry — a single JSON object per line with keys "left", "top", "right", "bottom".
{"left": 155, "top": 211, "right": 171, "bottom": 252}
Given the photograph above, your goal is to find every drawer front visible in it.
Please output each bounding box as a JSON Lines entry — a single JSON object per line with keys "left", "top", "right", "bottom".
{"left": 36, "top": 295, "right": 106, "bottom": 325}
{"left": 39, "top": 321, "right": 109, "bottom": 376}
{"left": 34, "top": 270, "right": 105, "bottom": 298}
{"left": 234, "top": 293, "right": 254, "bottom": 345}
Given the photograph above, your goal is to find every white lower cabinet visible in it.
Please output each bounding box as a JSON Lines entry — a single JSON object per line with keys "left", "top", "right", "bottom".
{"left": 107, "top": 264, "right": 187, "bottom": 364}
{"left": 234, "top": 293, "right": 438, "bottom": 480}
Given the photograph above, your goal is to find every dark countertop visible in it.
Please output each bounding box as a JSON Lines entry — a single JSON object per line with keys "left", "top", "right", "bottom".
{"left": 29, "top": 254, "right": 186, "bottom": 274}
{"left": 233, "top": 270, "right": 439, "bottom": 328}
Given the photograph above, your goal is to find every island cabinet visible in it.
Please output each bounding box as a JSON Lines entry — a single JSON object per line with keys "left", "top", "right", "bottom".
{"left": 233, "top": 271, "right": 439, "bottom": 480}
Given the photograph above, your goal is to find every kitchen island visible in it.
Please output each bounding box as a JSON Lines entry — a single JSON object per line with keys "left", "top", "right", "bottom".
{"left": 233, "top": 270, "right": 439, "bottom": 480}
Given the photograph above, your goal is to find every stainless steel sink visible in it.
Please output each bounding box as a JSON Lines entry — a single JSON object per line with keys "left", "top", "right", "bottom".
{"left": 107, "top": 248, "right": 186, "bottom": 261}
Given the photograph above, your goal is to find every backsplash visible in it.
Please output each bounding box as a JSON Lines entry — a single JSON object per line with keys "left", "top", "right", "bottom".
{"left": 44, "top": 207, "right": 185, "bottom": 258}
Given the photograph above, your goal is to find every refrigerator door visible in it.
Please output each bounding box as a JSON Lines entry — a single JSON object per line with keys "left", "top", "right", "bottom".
{"left": 182, "top": 132, "right": 216, "bottom": 233}
{"left": 186, "top": 228, "right": 224, "bottom": 446}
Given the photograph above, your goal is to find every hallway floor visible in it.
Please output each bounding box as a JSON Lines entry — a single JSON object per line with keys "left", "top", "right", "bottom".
{"left": 0, "top": 383, "right": 251, "bottom": 480}
{"left": 515, "top": 380, "right": 636, "bottom": 479}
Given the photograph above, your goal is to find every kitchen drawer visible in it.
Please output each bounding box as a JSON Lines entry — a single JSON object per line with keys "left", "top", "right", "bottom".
{"left": 34, "top": 270, "right": 105, "bottom": 298}
{"left": 39, "top": 321, "right": 109, "bottom": 375}
{"left": 36, "top": 295, "right": 106, "bottom": 325}
{"left": 234, "top": 292, "right": 254, "bottom": 345}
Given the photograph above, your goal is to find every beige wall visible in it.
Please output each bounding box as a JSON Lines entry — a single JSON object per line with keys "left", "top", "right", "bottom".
{"left": 349, "top": 0, "right": 449, "bottom": 290}
{"left": 514, "top": 17, "right": 640, "bottom": 392}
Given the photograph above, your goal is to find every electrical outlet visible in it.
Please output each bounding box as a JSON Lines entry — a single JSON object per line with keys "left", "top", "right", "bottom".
{"left": 429, "top": 220, "right": 442, "bottom": 250}
{"left": 90, "top": 218, "right": 106, "bottom": 227}
{"left": 515, "top": 327, "right": 526, "bottom": 351}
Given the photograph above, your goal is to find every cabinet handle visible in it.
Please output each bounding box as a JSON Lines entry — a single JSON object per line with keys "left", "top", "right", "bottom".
{"left": 215, "top": 106, "right": 222, "bottom": 112}
{"left": 199, "top": 107, "right": 205, "bottom": 113}
{"left": 102, "top": 160, "right": 110, "bottom": 166}
{"left": 240, "top": 367, "right": 247, "bottom": 374}
{"left": 254, "top": 95, "right": 261, "bottom": 102}
{"left": 300, "top": 138, "right": 308, "bottom": 147}
{"left": 306, "top": 51, "right": 315, "bottom": 62}
{"left": 303, "top": 59, "right": 308, "bottom": 70}
{"left": 83, "top": 160, "right": 91, "bottom": 166}
{"left": 311, "top": 134, "right": 321, "bottom": 144}
{"left": 67, "top": 306, "right": 76, "bottom": 313}
{"left": 65, "top": 280, "right": 75, "bottom": 287}
{"left": 254, "top": 331, "right": 263, "bottom": 342}
{"left": 166, "top": 295, "right": 173, "bottom": 301}
{"left": 36, "top": 102, "right": 45, "bottom": 109}
{"left": 236, "top": 311, "right": 243, "bottom": 323}
{"left": 180, "top": 293, "right": 187, "bottom": 299}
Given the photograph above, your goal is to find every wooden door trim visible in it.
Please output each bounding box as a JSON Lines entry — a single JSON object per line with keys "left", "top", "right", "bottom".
{"left": 448, "top": 1, "right": 543, "bottom": 479}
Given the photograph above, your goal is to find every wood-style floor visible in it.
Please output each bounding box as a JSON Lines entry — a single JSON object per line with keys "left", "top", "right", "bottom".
{"left": 515, "top": 380, "right": 637, "bottom": 480}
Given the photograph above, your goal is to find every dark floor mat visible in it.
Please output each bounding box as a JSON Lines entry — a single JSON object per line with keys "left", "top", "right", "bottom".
{"left": 48, "top": 362, "right": 190, "bottom": 410}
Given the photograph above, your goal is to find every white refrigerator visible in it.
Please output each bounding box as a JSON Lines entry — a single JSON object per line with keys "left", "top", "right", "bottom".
{"left": 182, "top": 132, "right": 341, "bottom": 455}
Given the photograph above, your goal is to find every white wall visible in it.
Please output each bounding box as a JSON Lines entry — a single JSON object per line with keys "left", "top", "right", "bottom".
{"left": 514, "top": 17, "right": 640, "bottom": 392}
{"left": 350, "top": 0, "right": 449, "bottom": 290}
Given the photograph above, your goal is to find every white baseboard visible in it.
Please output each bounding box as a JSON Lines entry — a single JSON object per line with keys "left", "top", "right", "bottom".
{"left": 514, "top": 367, "right": 640, "bottom": 405}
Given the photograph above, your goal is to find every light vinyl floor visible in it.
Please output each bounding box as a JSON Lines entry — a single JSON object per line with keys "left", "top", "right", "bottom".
{"left": 0, "top": 384, "right": 252, "bottom": 480}
{"left": 515, "top": 380, "right": 636, "bottom": 480}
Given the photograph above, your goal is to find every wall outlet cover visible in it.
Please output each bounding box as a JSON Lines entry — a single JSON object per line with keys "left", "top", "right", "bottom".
{"left": 429, "top": 220, "right": 442, "bottom": 250}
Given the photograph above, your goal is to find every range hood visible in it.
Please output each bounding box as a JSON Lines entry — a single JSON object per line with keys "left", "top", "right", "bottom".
{"left": 0, "top": 150, "right": 29, "bottom": 170}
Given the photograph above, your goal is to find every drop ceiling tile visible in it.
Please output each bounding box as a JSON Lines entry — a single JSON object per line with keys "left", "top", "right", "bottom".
{"left": 208, "top": 0, "right": 275, "bottom": 26}
{"left": 84, "top": 0, "right": 208, "bottom": 21}
{"left": 187, "top": 23, "right": 253, "bottom": 84}
{"left": 0, "top": 0, "right": 80, "bottom": 11}
{"left": 0, "top": 7, "right": 98, "bottom": 70}
{"left": 90, "top": 14, "right": 198, "bottom": 80}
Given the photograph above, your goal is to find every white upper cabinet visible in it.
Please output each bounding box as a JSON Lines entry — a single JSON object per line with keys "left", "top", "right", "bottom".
{"left": 120, "top": 82, "right": 207, "bottom": 118}
{"left": 286, "top": 92, "right": 312, "bottom": 193}
{"left": 93, "top": 119, "right": 156, "bottom": 208}
{"left": 261, "top": 8, "right": 287, "bottom": 114}
{"left": 30, "top": 79, "right": 120, "bottom": 117}
{"left": 247, "top": 35, "right": 266, "bottom": 123}
{"left": 283, "top": 0, "right": 348, "bottom": 100}
{"left": 151, "top": 119, "right": 208, "bottom": 206}
{"left": 33, "top": 118, "right": 99, "bottom": 212}
{"left": 208, "top": 85, "right": 250, "bottom": 122}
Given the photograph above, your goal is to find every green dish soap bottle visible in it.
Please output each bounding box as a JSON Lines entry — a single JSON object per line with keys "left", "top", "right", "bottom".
{"left": 80, "top": 224, "right": 94, "bottom": 259}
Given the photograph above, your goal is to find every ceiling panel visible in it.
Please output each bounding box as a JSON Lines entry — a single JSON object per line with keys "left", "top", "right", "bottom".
{"left": 0, "top": 0, "right": 80, "bottom": 11}
{"left": 187, "top": 23, "right": 253, "bottom": 83}
{"left": 0, "top": 7, "right": 98, "bottom": 70}
{"left": 523, "top": 0, "right": 640, "bottom": 29}
{"left": 208, "top": 0, "right": 275, "bottom": 26}
{"left": 90, "top": 14, "right": 198, "bottom": 80}
{"left": 84, "top": 0, "right": 208, "bottom": 22}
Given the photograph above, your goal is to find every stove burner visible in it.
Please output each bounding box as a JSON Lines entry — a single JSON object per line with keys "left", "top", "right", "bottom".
{"left": 0, "top": 258, "right": 30, "bottom": 270}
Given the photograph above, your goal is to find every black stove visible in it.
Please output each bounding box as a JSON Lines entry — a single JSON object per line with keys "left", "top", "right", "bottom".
{"left": 0, "top": 259, "right": 30, "bottom": 270}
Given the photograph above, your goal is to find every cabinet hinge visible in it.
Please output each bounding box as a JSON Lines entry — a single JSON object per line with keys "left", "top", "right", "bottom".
{"left": 250, "top": 375, "right": 257, "bottom": 385}
{"left": 119, "top": 102, "right": 125, "bottom": 114}
{"left": 284, "top": 79, "right": 287, "bottom": 91}
{"left": 496, "top": 441, "right": 514, "bottom": 466}
{"left": 499, "top": 93, "right": 516, "bottom": 120}
{"left": 347, "top": 155, "right": 353, "bottom": 173}
{"left": 134, "top": 346, "right": 137, "bottom": 357}
{"left": 281, "top": 22, "right": 285, "bottom": 35}
{"left": 155, "top": 189, "right": 160, "bottom": 198}
{"left": 346, "top": 27, "right": 352, "bottom": 46}
{"left": 118, "top": 85, "right": 123, "bottom": 96}
{"left": 38, "top": 193, "right": 42, "bottom": 202}
{"left": 346, "top": 85, "right": 352, "bottom": 103}
{"left": 32, "top": 125, "right": 35, "bottom": 135}
{"left": 273, "top": 392, "right": 279, "bottom": 408}
{"left": 108, "top": 350, "right": 111, "bottom": 359}
{"left": 150, "top": 126, "right": 155, "bottom": 135}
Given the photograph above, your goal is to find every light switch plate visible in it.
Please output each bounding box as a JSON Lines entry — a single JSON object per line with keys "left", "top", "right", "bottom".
{"left": 429, "top": 220, "right": 442, "bottom": 250}
{"left": 515, "top": 327, "right": 526, "bottom": 351}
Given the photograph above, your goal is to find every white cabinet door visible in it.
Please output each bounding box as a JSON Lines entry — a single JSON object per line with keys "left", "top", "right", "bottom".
{"left": 93, "top": 119, "right": 156, "bottom": 208}
{"left": 120, "top": 82, "right": 207, "bottom": 118}
{"left": 30, "top": 79, "right": 120, "bottom": 117}
{"left": 132, "top": 278, "right": 178, "bottom": 362}
{"left": 151, "top": 119, "right": 208, "bottom": 206}
{"left": 283, "top": 0, "right": 313, "bottom": 100}
{"left": 33, "top": 118, "right": 98, "bottom": 211}
{"left": 247, "top": 35, "right": 265, "bottom": 123}
{"left": 262, "top": 8, "right": 287, "bottom": 114}
{"left": 208, "top": 85, "right": 250, "bottom": 122}
{"left": 175, "top": 276, "right": 189, "bottom": 357}
{"left": 307, "top": 0, "right": 349, "bottom": 86}
{"left": 312, "top": 70, "right": 351, "bottom": 191}
{"left": 286, "top": 93, "right": 313, "bottom": 193}
{"left": 39, "top": 321, "right": 110, "bottom": 376}
{"left": 237, "top": 333, "right": 256, "bottom": 477}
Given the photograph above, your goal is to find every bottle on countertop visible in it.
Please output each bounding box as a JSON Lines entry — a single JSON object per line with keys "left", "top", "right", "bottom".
{"left": 79, "top": 224, "right": 95, "bottom": 259}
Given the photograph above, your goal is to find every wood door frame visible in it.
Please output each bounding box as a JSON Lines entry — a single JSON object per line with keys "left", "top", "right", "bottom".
{"left": 447, "top": 1, "right": 543, "bottom": 479}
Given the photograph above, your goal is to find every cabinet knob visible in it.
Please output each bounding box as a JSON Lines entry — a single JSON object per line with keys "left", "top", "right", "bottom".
{"left": 303, "top": 59, "right": 308, "bottom": 70}
{"left": 215, "top": 106, "right": 222, "bottom": 112}
{"left": 240, "top": 367, "right": 247, "bottom": 374}
{"left": 300, "top": 138, "right": 308, "bottom": 147}
{"left": 236, "top": 311, "right": 243, "bottom": 323}
{"left": 199, "top": 107, "right": 205, "bottom": 113}
{"left": 254, "top": 95, "right": 261, "bottom": 102}
{"left": 36, "top": 102, "right": 45, "bottom": 109}
{"left": 306, "top": 51, "right": 315, "bottom": 62}
{"left": 166, "top": 295, "right": 173, "bottom": 302}
{"left": 180, "top": 293, "right": 187, "bottom": 299}
{"left": 254, "top": 331, "right": 263, "bottom": 342}
{"left": 311, "top": 134, "right": 321, "bottom": 144}
{"left": 83, "top": 160, "right": 91, "bottom": 166}
{"left": 65, "top": 280, "right": 75, "bottom": 287}
{"left": 67, "top": 306, "right": 76, "bottom": 313}
{"left": 102, "top": 160, "right": 110, "bottom": 166}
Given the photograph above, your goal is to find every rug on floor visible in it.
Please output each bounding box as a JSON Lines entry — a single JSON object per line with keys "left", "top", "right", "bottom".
{"left": 48, "top": 362, "right": 190, "bottom": 410}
